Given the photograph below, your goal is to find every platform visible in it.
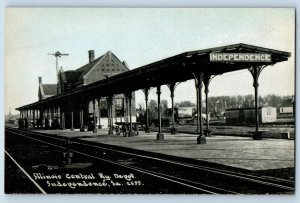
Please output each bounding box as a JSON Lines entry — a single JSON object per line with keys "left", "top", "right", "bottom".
{"left": 32, "top": 128, "right": 294, "bottom": 171}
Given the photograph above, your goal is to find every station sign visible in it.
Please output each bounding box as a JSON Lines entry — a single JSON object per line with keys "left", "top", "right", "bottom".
{"left": 209, "top": 53, "right": 272, "bottom": 62}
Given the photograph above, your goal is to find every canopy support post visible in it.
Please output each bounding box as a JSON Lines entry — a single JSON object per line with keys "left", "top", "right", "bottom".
{"left": 71, "top": 111, "right": 74, "bottom": 131}
{"left": 203, "top": 74, "right": 216, "bottom": 137}
{"left": 92, "top": 99, "right": 97, "bottom": 133}
{"left": 142, "top": 88, "right": 150, "bottom": 133}
{"left": 193, "top": 71, "right": 206, "bottom": 144}
{"left": 97, "top": 98, "right": 102, "bottom": 129}
{"left": 248, "top": 65, "right": 266, "bottom": 140}
{"left": 156, "top": 85, "right": 164, "bottom": 140}
{"left": 167, "top": 83, "right": 179, "bottom": 134}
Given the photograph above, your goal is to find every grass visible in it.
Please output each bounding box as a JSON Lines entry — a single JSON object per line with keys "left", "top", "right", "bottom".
{"left": 151, "top": 124, "right": 295, "bottom": 139}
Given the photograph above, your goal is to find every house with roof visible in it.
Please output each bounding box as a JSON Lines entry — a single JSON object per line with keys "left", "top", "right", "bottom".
{"left": 38, "top": 77, "right": 57, "bottom": 100}
{"left": 278, "top": 96, "right": 294, "bottom": 120}
{"left": 58, "top": 50, "right": 131, "bottom": 91}
{"left": 39, "top": 50, "right": 136, "bottom": 129}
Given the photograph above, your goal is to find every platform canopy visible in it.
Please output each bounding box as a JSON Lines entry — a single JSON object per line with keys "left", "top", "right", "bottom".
{"left": 16, "top": 43, "right": 290, "bottom": 110}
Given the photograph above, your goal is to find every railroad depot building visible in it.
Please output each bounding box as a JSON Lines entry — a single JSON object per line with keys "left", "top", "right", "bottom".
{"left": 17, "top": 43, "right": 291, "bottom": 143}
{"left": 37, "top": 50, "right": 136, "bottom": 129}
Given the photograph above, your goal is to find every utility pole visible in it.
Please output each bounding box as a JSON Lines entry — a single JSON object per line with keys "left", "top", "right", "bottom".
{"left": 48, "top": 51, "right": 69, "bottom": 94}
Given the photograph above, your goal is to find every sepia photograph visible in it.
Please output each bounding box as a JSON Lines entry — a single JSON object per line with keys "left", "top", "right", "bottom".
{"left": 4, "top": 8, "right": 295, "bottom": 195}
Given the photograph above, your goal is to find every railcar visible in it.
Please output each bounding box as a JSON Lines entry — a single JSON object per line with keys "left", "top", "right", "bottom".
{"left": 225, "top": 107, "right": 277, "bottom": 125}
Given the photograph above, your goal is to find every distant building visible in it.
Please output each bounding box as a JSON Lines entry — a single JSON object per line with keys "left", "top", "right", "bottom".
{"left": 278, "top": 96, "right": 294, "bottom": 119}
{"left": 5, "top": 108, "right": 19, "bottom": 125}
{"left": 177, "top": 107, "right": 195, "bottom": 118}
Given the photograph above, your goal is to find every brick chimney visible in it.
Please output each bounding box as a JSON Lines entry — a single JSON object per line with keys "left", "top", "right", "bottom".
{"left": 88, "top": 50, "right": 95, "bottom": 63}
{"left": 38, "top": 76, "right": 42, "bottom": 85}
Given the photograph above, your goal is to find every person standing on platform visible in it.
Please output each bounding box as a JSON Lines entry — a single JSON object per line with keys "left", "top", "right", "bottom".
{"left": 24, "top": 118, "right": 28, "bottom": 130}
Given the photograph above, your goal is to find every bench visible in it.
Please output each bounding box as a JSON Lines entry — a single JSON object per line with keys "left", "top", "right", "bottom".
{"left": 115, "top": 122, "right": 139, "bottom": 137}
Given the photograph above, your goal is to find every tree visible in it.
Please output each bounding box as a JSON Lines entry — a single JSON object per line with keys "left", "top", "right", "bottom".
{"left": 161, "top": 100, "right": 168, "bottom": 117}
{"left": 136, "top": 102, "right": 145, "bottom": 123}
{"left": 148, "top": 99, "right": 158, "bottom": 121}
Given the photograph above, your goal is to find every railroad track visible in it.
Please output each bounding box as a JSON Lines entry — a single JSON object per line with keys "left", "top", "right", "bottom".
{"left": 5, "top": 127, "right": 294, "bottom": 194}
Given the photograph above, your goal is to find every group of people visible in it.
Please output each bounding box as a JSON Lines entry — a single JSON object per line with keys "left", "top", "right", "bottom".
{"left": 18, "top": 117, "right": 61, "bottom": 130}
{"left": 114, "top": 122, "right": 139, "bottom": 136}
{"left": 87, "top": 115, "right": 97, "bottom": 131}
{"left": 18, "top": 118, "right": 28, "bottom": 130}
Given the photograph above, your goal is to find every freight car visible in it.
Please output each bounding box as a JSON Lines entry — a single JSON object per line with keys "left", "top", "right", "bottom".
{"left": 225, "top": 107, "right": 277, "bottom": 125}
{"left": 174, "top": 107, "right": 208, "bottom": 125}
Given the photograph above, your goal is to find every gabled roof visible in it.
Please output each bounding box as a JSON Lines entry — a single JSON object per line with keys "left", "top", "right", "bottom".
{"left": 63, "top": 71, "right": 81, "bottom": 83}
{"left": 62, "top": 54, "right": 105, "bottom": 84}
{"left": 41, "top": 84, "right": 57, "bottom": 96}
{"left": 76, "top": 55, "right": 104, "bottom": 80}
{"left": 61, "top": 51, "right": 128, "bottom": 85}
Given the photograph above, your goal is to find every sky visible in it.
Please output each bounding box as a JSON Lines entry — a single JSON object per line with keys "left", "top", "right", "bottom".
{"left": 4, "top": 8, "right": 295, "bottom": 114}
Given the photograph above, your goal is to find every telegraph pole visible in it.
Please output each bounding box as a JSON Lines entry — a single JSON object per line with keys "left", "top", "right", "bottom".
{"left": 48, "top": 51, "right": 69, "bottom": 130}
{"left": 48, "top": 51, "right": 69, "bottom": 94}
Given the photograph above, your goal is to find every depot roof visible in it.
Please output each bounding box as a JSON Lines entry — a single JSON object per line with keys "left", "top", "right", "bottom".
{"left": 16, "top": 43, "right": 291, "bottom": 110}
